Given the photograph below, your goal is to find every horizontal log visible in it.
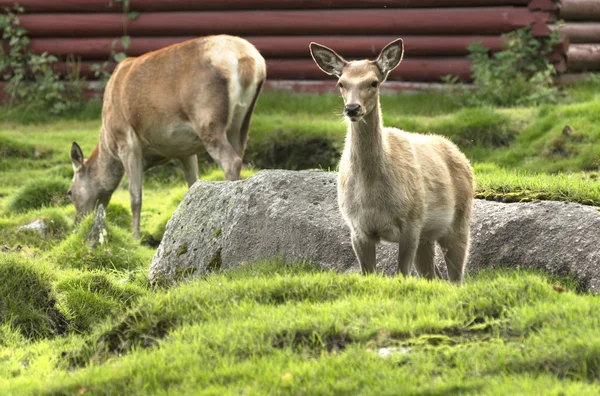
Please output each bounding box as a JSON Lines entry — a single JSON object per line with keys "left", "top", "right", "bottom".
{"left": 554, "top": 23, "right": 600, "bottom": 43}
{"left": 555, "top": 72, "right": 593, "bottom": 85}
{"left": 17, "top": 9, "right": 553, "bottom": 38}
{"left": 559, "top": 0, "right": 600, "bottom": 21}
{"left": 0, "top": 0, "right": 531, "bottom": 13}
{"left": 567, "top": 44, "right": 600, "bottom": 71}
{"left": 266, "top": 59, "right": 472, "bottom": 81}
{"left": 528, "top": 0, "right": 557, "bottom": 12}
{"left": 48, "top": 58, "right": 473, "bottom": 82}
{"left": 262, "top": 80, "right": 471, "bottom": 94}
{"left": 24, "top": 36, "right": 507, "bottom": 61}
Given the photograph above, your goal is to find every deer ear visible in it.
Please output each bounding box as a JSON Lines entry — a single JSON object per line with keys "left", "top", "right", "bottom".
{"left": 70, "top": 141, "right": 85, "bottom": 172}
{"left": 376, "top": 38, "right": 404, "bottom": 75}
{"left": 309, "top": 42, "right": 347, "bottom": 77}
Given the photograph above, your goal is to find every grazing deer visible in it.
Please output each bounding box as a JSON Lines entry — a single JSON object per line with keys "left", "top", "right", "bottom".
{"left": 309, "top": 39, "right": 473, "bottom": 282}
{"left": 68, "top": 35, "right": 266, "bottom": 239}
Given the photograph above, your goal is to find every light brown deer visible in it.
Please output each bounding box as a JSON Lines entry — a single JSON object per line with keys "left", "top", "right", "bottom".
{"left": 68, "top": 35, "right": 266, "bottom": 239}
{"left": 310, "top": 39, "right": 473, "bottom": 282}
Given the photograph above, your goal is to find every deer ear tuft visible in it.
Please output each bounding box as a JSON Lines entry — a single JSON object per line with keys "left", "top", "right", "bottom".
{"left": 376, "top": 38, "right": 404, "bottom": 75}
{"left": 70, "top": 142, "right": 85, "bottom": 172}
{"left": 309, "top": 42, "right": 347, "bottom": 77}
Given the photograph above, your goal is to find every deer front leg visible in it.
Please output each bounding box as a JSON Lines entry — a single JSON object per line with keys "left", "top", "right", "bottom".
{"left": 351, "top": 232, "right": 376, "bottom": 274}
{"left": 121, "top": 142, "right": 144, "bottom": 240}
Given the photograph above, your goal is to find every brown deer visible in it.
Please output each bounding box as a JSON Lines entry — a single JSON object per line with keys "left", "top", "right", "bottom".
{"left": 309, "top": 39, "right": 473, "bottom": 282}
{"left": 69, "top": 35, "right": 266, "bottom": 239}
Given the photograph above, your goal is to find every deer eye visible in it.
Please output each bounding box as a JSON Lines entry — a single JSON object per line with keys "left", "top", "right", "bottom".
{"left": 371, "top": 81, "right": 378, "bottom": 88}
{"left": 338, "top": 82, "right": 344, "bottom": 89}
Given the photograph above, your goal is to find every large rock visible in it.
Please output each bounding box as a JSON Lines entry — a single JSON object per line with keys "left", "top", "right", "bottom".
{"left": 150, "top": 170, "right": 600, "bottom": 292}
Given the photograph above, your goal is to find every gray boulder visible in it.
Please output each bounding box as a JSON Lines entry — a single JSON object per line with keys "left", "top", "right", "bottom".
{"left": 150, "top": 170, "right": 600, "bottom": 292}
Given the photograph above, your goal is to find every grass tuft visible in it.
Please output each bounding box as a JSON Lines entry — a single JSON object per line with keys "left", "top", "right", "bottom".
{"left": 5, "top": 176, "right": 71, "bottom": 213}
{"left": 48, "top": 214, "right": 148, "bottom": 272}
{"left": 0, "top": 208, "right": 72, "bottom": 250}
{"left": 55, "top": 271, "right": 146, "bottom": 333}
{"left": 105, "top": 203, "right": 131, "bottom": 231}
{"left": 0, "top": 255, "right": 68, "bottom": 340}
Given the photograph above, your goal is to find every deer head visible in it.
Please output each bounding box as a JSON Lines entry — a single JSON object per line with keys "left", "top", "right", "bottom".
{"left": 309, "top": 39, "right": 404, "bottom": 122}
{"left": 68, "top": 142, "right": 111, "bottom": 221}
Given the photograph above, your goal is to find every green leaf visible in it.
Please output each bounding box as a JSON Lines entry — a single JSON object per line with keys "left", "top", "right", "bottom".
{"left": 128, "top": 11, "right": 140, "bottom": 20}
{"left": 113, "top": 52, "right": 127, "bottom": 63}
{"left": 121, "top": 35, "right": 131, "bottom": 50}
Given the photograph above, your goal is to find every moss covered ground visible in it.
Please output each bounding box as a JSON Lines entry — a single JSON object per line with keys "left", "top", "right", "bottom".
{"left": 0, "top": 76, "right": 599, "bottom": 394}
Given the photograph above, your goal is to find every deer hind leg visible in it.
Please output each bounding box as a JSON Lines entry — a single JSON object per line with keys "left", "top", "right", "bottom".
{"left": 438, "top": 220, "right": 470, "bottom": 284}
{"left": 229, "top": 80, "right": 264, "bottom": 158}
{"left": 415, "top": 240, "right": 437, "bottom": 280}
{"left": 191, "top": 94, "right": 242, "bottom": 181}
{"left": 179, "top": 155, "right": 199, "bottom": 188}
{"left": 201, "top": 132, "right": 243, "bottom": 181}
{"left": 351, "top": 232, "right": 376, "bottom": 275}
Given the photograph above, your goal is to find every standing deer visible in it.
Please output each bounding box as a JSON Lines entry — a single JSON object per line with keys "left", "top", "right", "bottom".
{"left": 68, "top": 35, "right": 266, "bottom": 239}
{"left": 309, "top": 39, "right": 473, "bottom": 282}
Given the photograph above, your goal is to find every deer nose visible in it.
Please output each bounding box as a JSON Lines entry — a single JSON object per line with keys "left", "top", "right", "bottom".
{"left": 344, "top": 104, "right": 361, "bottom": 117}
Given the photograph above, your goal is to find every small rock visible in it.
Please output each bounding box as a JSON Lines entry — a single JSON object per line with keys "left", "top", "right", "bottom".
{"left": 88, "top": 204, "right": 108, "bottom": 249}
{"left": 377, "top": 346, "right": 411, "bottom": 357}
{"left": 17, "top": 219, "right": 46, "bottom": 238}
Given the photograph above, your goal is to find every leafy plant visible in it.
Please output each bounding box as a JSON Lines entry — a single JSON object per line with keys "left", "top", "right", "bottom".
{"left": 0, "top": 5, "right": 85, "bottom": 115}
{"left": 90, "top": 0, "right": 140, "bottom": 89}
{"left": 444, "top": 27, "right": 562, "bottom": 107}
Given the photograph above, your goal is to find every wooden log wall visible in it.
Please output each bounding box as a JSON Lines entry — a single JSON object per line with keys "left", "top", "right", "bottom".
{"left": 555, "top": 0, "right": 600, "bottom": 83}
{"left": 0, "top": 0, "right": 563, "bottom": 92}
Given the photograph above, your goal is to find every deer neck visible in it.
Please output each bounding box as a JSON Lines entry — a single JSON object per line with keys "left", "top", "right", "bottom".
{"left": 86, "top": 143, "right": 124, "bottom": 195}
{"left": 346, "top": 102, "right": 385, "bottom": 175}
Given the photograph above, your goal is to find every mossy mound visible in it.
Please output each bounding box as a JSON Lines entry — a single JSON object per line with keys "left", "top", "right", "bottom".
{"left": 0, "top": 136, "right": 37, "bottom": 158}
{"left": 0, "top": 208, "right": 71, "bottom": 250}
{"left": 0, "top": 137, "right": 53, "bottom": 172}
{"left": 430, "top": 107, "right": 516, "bottom": 148}
{"left": 56, "top": 271, "right": 146, "bottom": 333}
{"left": 45, "top": 164, "right": 74, "bottom": 180}
{"left": 5, "top": 176, "right": 71, "bottom": 213}
{"left": 48, "top": 214, "right": 148, "bottom": 272}
{"left": 105, "top": 203, "right": 132, "bottom": 231}
{"left": 0, "top": 255, "right": 67, "bottom": 340}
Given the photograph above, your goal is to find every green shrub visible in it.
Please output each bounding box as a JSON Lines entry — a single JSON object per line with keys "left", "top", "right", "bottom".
{"left": 0, "top": 255, "right": 67, "bottom": 340}
{"left": 0, "top": 5, "right": 85, "bottom": 115}
{"left": 56, "top": 271, "right": 146, "bottom": 333}
{"left": 444, "top": 27, "right": 561, "bottom": 107}
{"left": 48, "top": 214, "right": 148, "bottom": 271}
{"left": 6, "top": 176, "right": 71, "bottom": 213}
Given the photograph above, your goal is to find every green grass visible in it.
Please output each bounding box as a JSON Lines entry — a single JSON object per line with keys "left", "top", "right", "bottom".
{"left": 474, "top": 163, "right": 600, "bottom": 205}
{"left": 1, "top": 261, "right": 600, "bottom": 394}
{"left": 1, "top": 77, "right": 600, "bottom": 394}
{"left": 0, "top": 255, "right": 67, "bottom": 340}
{"left": 5, "top": 176, "right": 71, "bottom": 214}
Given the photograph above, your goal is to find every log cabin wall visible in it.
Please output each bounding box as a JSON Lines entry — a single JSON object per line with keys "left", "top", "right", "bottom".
{"left": 556, "top": 0, "right": 600, "bottom": 85}
{"left": 0, "top": 0, "right": 564, "bottom": 93}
